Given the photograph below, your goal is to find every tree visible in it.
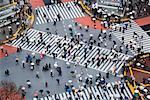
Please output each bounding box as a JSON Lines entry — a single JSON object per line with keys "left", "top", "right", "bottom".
{"left": 0, "top": 80, "right": 23, "bottom": 100}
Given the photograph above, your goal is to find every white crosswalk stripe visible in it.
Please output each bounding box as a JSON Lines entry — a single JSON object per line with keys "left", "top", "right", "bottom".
{"left": 35, "top": 1, "right": 85, "bottom": 25}
{"left": 33, "top": 81, "right": 133, "bottom": 100}
{"left": 112, "top": 20, "right": 150, "bottom": 54}
{"left": 8, "top": 29, "right": 131, "bottom": 73}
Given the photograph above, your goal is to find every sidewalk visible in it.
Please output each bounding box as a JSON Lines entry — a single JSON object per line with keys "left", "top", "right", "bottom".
{"left": 29, "top": 0, "right": 45, "bottom": 8}
{"left": 0, "top": 45, "right": 17, "bottom": 59}
{"left": 135, "top": 16, "right": 150, "bottom": 26}
{"left": 74, "top": 16, "right": 106, "bottom": 30}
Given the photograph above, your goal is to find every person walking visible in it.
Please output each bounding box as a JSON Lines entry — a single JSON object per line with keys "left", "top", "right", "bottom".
{"left": 0, "top": 46, "right": 4, "bottom": 53}
{"left": 50, "top": 69, "right": 54, "bottom": 77}
{"left": 49, "top": 63, "right": 51, "bottom": 69}
{"left": 45, "top": 81, "right": 48, "bottom": 88}
{"left": 22, "top": 60, "right": 25, "bottom": 68}
{"left": 5, "top": 50, "right": 8, "bottom": 57}
{"left": 5, "top": 69, "right": 10, "bottom": 75}
{"left": 26, "top": 80, "right": 31, "bottom": 88}
{"left": 36, "top": 71, "right": 39, "bottom": 79}
{"left": 16, "top": 57, "right": 19, "bottom": 64}
{"left": 56, "top": 79, "right": 60, "bottom": 85}
{"left": 106, "top": 71, "right": 109, "bottom": 79}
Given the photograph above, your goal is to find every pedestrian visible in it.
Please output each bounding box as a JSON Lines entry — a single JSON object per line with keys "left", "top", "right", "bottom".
{"left": 50, "top": 69, "right": 54, "bottom": 77}
{"left": 16, "top": 57, "right": 19, "bottom": 64}
{"left": 19, "top": 46, "right": 22, "bottom": 51}
{"left": 5, "top": 69, "right": 9, "bottom": 75}
{"left": 36, "top": 71, "right": 39, "bottom": 79}
{"left": 58, "top": 68, "right": 62, "bottom": 76}
{"left": 0, "top": 46, "right": 4, "bottom": 53}
{"left": 106, "top": 71, "right": 109, "bottom": 79}
{"left": 56, "top": 79, "right": 60, "bottom": 85}
{"left": 53, "top": 20, "right": 56, "bottom": 26}
{"left": 66, "top": 61, "right": 70, "bottom": 68}
{"left": 32, "top": 52, "right": 35, "bottom": 58}
{"left": 48, "top": 63, "right": 51, "bottom": 68}
{"left": 40, "top": 52, "right": 44, "bottom": 59}
{"left": 66, "top": 3, "right": 71, "bottom": 10}
{"left": 5, "top": 50, "right": 8, "bottom": 56}
{"left": 26, "top": 80, "right": 31, "bottom": 88}
{"left": 45, "top": 81, "right": 48, "bottom": 88}
{"left": 21, "top": 91, "right": 26, "bottom": 99}
{"left": 22, "top": 60, "right": 25, "bottom": 68}
{"left": 57, "top": 14, "right": 61, "bottom": 21}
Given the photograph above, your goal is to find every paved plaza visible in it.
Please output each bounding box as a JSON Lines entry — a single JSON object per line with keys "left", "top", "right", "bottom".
{"left": 0, "top": 0, "right": 150, "bottom": 100}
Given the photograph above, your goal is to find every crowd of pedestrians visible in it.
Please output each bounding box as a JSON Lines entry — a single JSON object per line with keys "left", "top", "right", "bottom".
{"left": 0, "top": 0, "right": 32, "bottom": 43}
{"left": 82, "top": 0, "right": 150, "bottom": 20}
{"left": 1, "top": 0, "right": 149, "bottom": 99}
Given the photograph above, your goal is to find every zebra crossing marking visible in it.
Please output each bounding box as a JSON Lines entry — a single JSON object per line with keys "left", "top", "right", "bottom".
{"left": 35, "top": 1, "right": 85, "bottom": 25}
{"left": 112, "top": 20, "right": 150, "bottom": 54}
{"left": 35, "top": 81, "right": 133, "bottom": 100}
{"left": 9, "top": 29, "right": 132, "bottom": 73}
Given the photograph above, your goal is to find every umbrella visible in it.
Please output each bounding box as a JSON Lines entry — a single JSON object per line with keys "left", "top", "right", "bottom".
{"left": 31, "top": 62, "right": 34, "bottom": 66}
{"left": 108, "top": 13, "right": 111, "bottom": 16}
{"left": 125, "top": 56, "right": 129, "bottom": 60}
{"left": 90, "top": 34, "right": 93, "bottom": 37}
{"left": 103, "top": 30, "right": 106, "bottom": 33}
{"left": 104, "top": 15, "right": 107, "bottom": 18}
{"left": 104, "top": 9, "right": 108, "bottom": 12}
{"left": 139, "top": 86, "right": 144, "bottom": 90}
{"left": 21, "top": 86, "right": 26, "bottom": 90}
{"left": 120, "top": 14, "right": 124, "bottom": 17}
{"left": 129, "top": 12, "right": 133, "bottom": 14}
{"left": 134, "top": 90, "right": 139, "bottom": 93}
{"left": 16, "top": 22, "right": 20, "bottom": 25}
{"left": 42, "top": 50, "right": 46, "bottom": 54}
{"left": 79, "top": 41, "right": 84, "bottom": 44}
{"left": 95, "top": 82, "right": 99, "bottom": 85}
{"left": 8, "top": 26, "right": 12, "bottom": 29}
{"left": 32, "top": 52, "right": 35, "bottom": 56}
{"left": 136, "top": 63, "right": 141, "bottom": 66}
{"left": 144, "top": 89, "right": 148, "bottom": 93}
{"left": 66, "top": 62, "right": 70, "bottom": 65}
{"left": 130, "top": 16, "right": 134, "bottom": 19}
{"left": 27, "top": 81, "right": 31, "bottom": 85}
{"left": 68, "top": 25, "right": 72, "bottom": 28}
{"left": 111, "top": 11, "right": 115, "bottom": 14}
{"left": 115, "top": 16, "right": 118, "bottom": 19}
{"left": 88, "top": 75, "right": 93, "bottom": 78}
{"left": 119, "top": 74, "right": 124, "bottom": 78}
{"left": 54, "top": 62, "right": 58, "bottom": 68}
{"left": 112, "top": 26, "right": 116, "bottom": 29}
{"left": 68, "top": 80, "right": 72, "bottom": 83}
{"left": 77, "top": 33, "right": 81, "bottom": 35}
{"left": 34, "top": 91, "right": 38, "bottom": 96}
{"left": 147, "top": 95, "right": 150, "bottom": 99}
{"left": 80, "top": 86, "right": 84, "bottom": 90}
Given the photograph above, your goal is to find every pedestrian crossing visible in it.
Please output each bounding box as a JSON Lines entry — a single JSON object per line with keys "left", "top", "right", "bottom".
{"left": 112, "top": 20, "right": 150, "bottom": 54}
{"left": 33, "top": 81, "right": 133, "bottom": 100}
{"left": 35, "top": 1, "right": 85, "bottom": 25}
{"left": 9, "top": 29, "right": 131, "bottom": 73}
